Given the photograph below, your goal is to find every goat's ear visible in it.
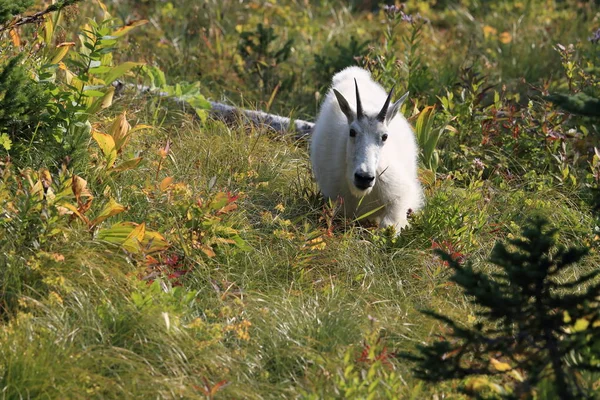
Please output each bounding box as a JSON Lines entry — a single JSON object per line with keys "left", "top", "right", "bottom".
{"left": 333, "top": 89, "right": 354, "bottom": 122}
{"left": 385, "top": 91, "right": 409, "bottom": 124}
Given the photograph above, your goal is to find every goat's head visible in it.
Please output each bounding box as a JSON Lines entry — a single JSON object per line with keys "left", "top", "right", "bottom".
{"left": 333, "top": 79, "right": 409, "bottom": 197}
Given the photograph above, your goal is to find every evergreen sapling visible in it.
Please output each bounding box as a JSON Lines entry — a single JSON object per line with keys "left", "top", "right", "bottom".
{"left": 403, "top": 217, "right": 600, "bottom": 399}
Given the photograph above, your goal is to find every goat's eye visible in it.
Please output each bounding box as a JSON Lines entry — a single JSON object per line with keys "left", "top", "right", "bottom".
{"left": 382, "top": 133, "right": 388, "bottom": 142}
{"left": 349, "top": 129, "right": 357, "bottom": 138}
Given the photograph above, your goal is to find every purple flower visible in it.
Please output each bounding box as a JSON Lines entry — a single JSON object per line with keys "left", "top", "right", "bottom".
{"left": 473, "top": 158, "right": 486, "bottom": 171}
{"left": 400, "top": 11, "right": 413, "bottom": 23}
{"left": 382, "top": 4, "right": 401, "bottom": 15}
{"left": 589, "top": 28, "right": 600, "bottom": 44}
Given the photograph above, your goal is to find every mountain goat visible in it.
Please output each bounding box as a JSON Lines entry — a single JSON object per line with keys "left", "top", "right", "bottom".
{"left": 310, "top": 66, "right": 423, "bottom": 232}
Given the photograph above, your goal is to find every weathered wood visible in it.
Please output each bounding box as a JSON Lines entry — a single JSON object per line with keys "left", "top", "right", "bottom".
{"left": 113, "top": 81, "right": 315, "bottom": 139}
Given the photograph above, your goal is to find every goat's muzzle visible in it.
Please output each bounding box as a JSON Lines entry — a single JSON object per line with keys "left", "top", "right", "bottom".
{"left": 354, "top": 172, "right": 375, "bottom": 190}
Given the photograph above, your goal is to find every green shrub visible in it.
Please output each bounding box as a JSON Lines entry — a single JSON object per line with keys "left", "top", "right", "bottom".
{"left": 0, "top": 0, "right": 33, "bottom": 24}
{"left": 0, "top": 55, "right": 51, "bottom": 154}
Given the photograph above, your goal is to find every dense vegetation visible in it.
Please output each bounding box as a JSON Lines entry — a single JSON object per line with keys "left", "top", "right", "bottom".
{"left": 0, "top": 0, "right": 599, "bottom": 398}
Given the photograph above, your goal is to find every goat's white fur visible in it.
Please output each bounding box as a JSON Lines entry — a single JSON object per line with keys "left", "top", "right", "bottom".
{"left": 310, "top": 67, "right": 423, "bottom": 232}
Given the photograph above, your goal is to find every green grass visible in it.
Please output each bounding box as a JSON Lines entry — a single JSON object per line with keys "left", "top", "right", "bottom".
{"left": 1, "top": 0, "right": 599, "bottom": 398}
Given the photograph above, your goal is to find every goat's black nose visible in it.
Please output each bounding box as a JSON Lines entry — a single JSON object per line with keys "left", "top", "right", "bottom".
{"left": 354, "top": 173, "right": 375, "bottom": 189}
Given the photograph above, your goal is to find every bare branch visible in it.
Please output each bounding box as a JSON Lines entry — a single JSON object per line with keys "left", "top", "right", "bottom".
{"left": 0, "top": 0, "right": 82, "bottom": 33}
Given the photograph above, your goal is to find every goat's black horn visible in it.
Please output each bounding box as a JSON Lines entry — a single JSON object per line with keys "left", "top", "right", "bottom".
{"left": 377, "top": 86, "right": 395, "bottom": 122}
{"left": 354, "top": 78, "right": 364, "bottom": 120}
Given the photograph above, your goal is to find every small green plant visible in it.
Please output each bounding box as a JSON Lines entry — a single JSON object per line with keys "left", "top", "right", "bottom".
{"left": 0, "top": 55, "right": 50, "bottom": 156}
{"left": 302, "top": 326, "right": 408, "bottom": 400}
{"left": 236, "top": 23, "right": 294, "bottom": 95}
{"left": 546, "top": 36, "right": 600, "bottom": 117}
{"left": 412, "top": 105, "right": 449, "bottom": 175}
{"left": 141, "top": 65, "right": 212, "bottom": 121}
{"left": 313, "top": 36, "right": 371, "bottom": 90}
{"left": 176, "top": 190, "right": 250, "bottom": 258}
{"left": 362, "top": 5, "right": 431, "bottom": 97}
{"left": 403, "top": 217, "right": 600, "bottom": 399}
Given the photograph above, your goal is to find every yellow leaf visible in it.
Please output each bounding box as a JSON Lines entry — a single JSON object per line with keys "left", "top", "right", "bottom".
{"left": 97, "top": 0, "right": 110, "bottom": 17}
{"left": 43, "top": 14, "right": 54, "bottom": 45}
{"left": 159, "top": 177, "right": 173, "bottom": 192}
{"left": 110, "top": 112, "right": 131, "bottom": 151}
{"left": 60, "top": 202, "right": 90, "bottom": 226}
{"left": 70, "top": 76, "right": 84, "bottom": 92}
{"left": 99, "top": 88, "right": 116, "bottom": 111}
{"left": 56, "top": 206, "right": 72, "bottom": 216}
{"left": 200, "top": 244, "right": 216, "bottom": 258}
{"left": 509, "top": 369, "right": 524, "bottom": 382}
{"left": 112, "top": 157, "right": 143, "bottom": 173}
{"left": 87, "top": 86, "right": 115, "bottom": 115}
{"left": 214, "top": 237, "right": 236, "bottom": 245}
{"left": 9, "top": 29, "right": 20, "bottom": 47}
{"left": 499, "top": 32, "right": 512, "bottom": 44}
{"left": 464, "top": 377, "right": 504, "bottom": 394}
{"left": 490, "top": 358, "right": 512, "bottom": 372}
{"left": 30, "top": 180, "right": 44, "bottom": 199}
{"left": 91, "top": 198, "right": 126, "bottom": 227}
{"left": 39, "top": 168, "right": 52, "bottom": 190}
{"left": 45, "top": 187, "right": 56, "bottom": 203}
{"left": 111, "top": 20, "right": 148, "bottom": 37}
{"left": 482, "top": 25, "right": 497, "bottom": 39}
{"left": 92, "top": 130, "right": 117, "bottom": 168}
{"left": 64, "top": 68, "right": 75, "bottom": 85}
{"left": 143, "top": 230, "right": 169, "bottom": 253}
{"left": 98, "top": 222, "right": 137, "bottom": 241}
{"left": 71, "top": 175, "right": 93, "bottom": 203}
{"left": 49, "top": 42, "right": 75, "bottom": 65}
{"left": 129, "top": 124, "right": 153, "bottom": 134}
{"left": 122, "top": 222, "right": 146, "bottom": 253}
{"left": 574, "top": 318, "right": 590, "bottom": 332}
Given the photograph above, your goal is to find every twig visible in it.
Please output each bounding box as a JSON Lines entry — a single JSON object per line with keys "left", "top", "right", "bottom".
{"left": 0, "top": 0, "right": 82, "bottom": 33}
{"left": 113, "top": 81, "right": 315, "bottom": 140}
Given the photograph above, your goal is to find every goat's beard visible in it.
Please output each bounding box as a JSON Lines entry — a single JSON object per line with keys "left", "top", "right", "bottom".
{"left": 349, "top": 182, "right": 374, "bottom": 198}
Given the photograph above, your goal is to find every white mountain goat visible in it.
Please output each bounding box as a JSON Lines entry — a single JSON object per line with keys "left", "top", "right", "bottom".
{"left": 310, "top": 66, "right": 423, "bottom": 232}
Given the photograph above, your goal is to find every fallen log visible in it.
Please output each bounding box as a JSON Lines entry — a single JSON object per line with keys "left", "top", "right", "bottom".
{"left": 113, "top": 81, "right": 315, "bottom": 140}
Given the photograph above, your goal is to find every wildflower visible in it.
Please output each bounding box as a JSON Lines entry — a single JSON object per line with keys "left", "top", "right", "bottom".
{"left": 589, "top": 28, "right": 600, "bottom": 44}
{"left": 273, "top": 229, "right": 295, "bottom": 240}
{"left": 473, "top": 158, "right": 485, "bottom": 171}
{"left": 305, "top": 236, "right": 326, "bottom": 250}
{"left": 48, "top": 291, "right": 64, "bottom": 306}
{"left": 382, "top": 4, "right": 401, "bottom": 15}
{"left": 224, "top": 320, "right": 252, "bottom": 341}
{"left": 260, "top": 210, "right": 274, "bottom": 223}
{"left": 400, "top": 11, "right": 414, "bottom": 24}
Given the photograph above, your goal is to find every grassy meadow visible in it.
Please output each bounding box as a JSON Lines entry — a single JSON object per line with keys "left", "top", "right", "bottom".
{"left": 1, "top": 0, "right": 600, "bottom": 398}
